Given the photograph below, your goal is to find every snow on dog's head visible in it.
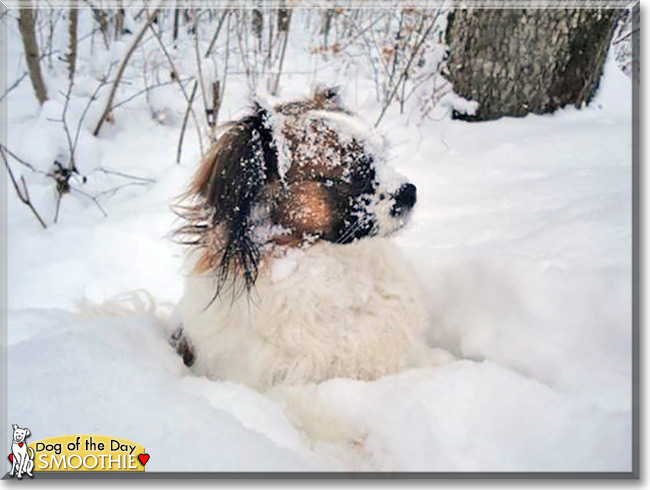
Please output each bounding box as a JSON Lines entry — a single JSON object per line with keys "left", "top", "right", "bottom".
{"left": 176, "top": 87, "right": 416, "bottom": 295}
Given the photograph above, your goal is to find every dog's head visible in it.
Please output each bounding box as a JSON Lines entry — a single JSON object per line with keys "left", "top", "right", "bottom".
{"left": 12, "top": 425, "right": 30, "bottom": 442}
{"left": 176, "top": 87, "right": 416, "bottom": 296}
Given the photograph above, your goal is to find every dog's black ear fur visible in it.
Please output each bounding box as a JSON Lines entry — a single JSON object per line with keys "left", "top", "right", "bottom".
{"left": 200, "top": 105, "right": 279, "bottom": 296}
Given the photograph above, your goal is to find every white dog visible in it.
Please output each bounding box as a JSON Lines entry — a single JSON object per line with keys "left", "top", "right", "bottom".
{"left": 9, "top": 424, "right": 34, "bottom": 478}
{"left": 173, "top": 88, "right": 439, "bottom": 389}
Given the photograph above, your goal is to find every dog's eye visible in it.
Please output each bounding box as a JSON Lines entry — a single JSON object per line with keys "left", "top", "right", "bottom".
{"left": 316, "top": 177, "right": 343, "bottom": 188}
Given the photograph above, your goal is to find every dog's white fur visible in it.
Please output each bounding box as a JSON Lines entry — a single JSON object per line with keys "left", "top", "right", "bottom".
{"left": 179, "top": 238, "right": 431, "bottom": 389}
{"left": 9, "top": 424, "right": 34, "bottom": 479}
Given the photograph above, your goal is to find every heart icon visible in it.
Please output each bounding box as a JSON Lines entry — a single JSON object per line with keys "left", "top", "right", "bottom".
{"left": 8, "top": 454, "right": 13, "bottom": 463}
{"left": 138, "top": 453, "right": 149, "bottom": 466}
{"left": 18, "top": 443, "right": 23, "bottom": 447}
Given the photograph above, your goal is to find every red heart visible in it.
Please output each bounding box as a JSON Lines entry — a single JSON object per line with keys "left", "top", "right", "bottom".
{"left": 18, "top": 443, "right": 23, "bottom": 447}
{"left": 138, "top": 453, "right": 149, "bottom": 466}
{"left": 8, "top": 454, "right": 12, "bottom": 463}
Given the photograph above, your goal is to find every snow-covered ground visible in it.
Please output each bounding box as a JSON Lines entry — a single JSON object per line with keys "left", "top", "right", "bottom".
{"left": 5, "top": 10, "right": 632, "bottom": 473}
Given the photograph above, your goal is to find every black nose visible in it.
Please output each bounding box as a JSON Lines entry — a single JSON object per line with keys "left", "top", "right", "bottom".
{"left": 391, "top": 183, "right": 417, "bottom": 216}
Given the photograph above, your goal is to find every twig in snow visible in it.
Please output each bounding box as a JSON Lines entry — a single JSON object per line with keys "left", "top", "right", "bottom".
{"left": 269, "top": 9, "right": 291, "bottom": 96}
{"left": 374, "top": 12, "right": 440, "bottom": 127}
{"left": 73, "top": 66, "right": 116, "bottom": 156}
{"left": 59, "top": 79, "right": 77, "bottom": 172}
{"left": 218, "top": 12, "right": 231, "bottom": 109}
{"left": 177, "top": 80, "right": 199, "bottom": 164}
{"left": 95, "top": 181, "right": 149, "bottom": 199}
{"left": 0, "top": 143, "right": 50, "bottom": 176}
{"left": 111, "top": 76, "right": 194, "bottom": 110}
{"left": 91, "top": 167, "right": 156, "bottom": 184}
{"left": 205, "top": 9, "right": 229, "bottom": 58}
{"left": 54, "top": 192, "right": 63, "bottom": 223}
{"left": 193, "top": 16, "right": 211, "bottom": 128}
{"left": 82, "top": 0, "right": 110, "bottom": 49}
{"left": 93, "top": 7, "right": 160, "bottom": 136}
{"left": 1, "top": 148, "right": 47, "bottom": 229}
{"left": 0, "top": 72, "right": 29, "bottom": 102}
{"left": 70, "top": 186, "right": 108, "bottom": 218}
{"left": 148, "top": 21, "right": 205, "bottom": 157}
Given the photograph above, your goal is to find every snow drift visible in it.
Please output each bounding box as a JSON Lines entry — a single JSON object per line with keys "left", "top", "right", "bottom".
{"left": 6, "top": 11, "right": 632, "bottom": 473}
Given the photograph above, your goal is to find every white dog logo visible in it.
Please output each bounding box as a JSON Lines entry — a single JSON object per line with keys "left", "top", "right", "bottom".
{"left": 9, "top": 424, "right": 34, "bottom": 479}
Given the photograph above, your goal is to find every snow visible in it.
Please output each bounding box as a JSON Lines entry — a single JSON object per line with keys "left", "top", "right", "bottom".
{"left": 5, "top": 10, "right": 632, "bottom": 474}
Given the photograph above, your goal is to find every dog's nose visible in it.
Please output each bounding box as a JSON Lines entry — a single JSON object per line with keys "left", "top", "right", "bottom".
{"left": 391, "top": 183, "right": 417, "bottom": 216}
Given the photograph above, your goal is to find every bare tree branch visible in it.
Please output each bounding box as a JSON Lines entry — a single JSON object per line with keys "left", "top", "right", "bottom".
{"left": 1, "top": 148, "right": 47, "bottom": 229}
{"left": 0, "top": 143, "right": 47, "bottom": 175}
{"left": 148, "top": 21, "right": 205, "bottom": 157}
{"left": 111, "top": 76, "right": 193, "bottom": 109}
{"left": 95, "top": 181, "right": 149, "bottom": 199}
{"left": 73, "top": 66, "right": 116, "bottom": 156}
{"left": 60, "top": 80, "right": 77, "bottom": 171}
{"left": 269, "top": 9, "right": 291, "bottom": 96}
{"left": 93, "top": 7, "right": 160, "bottom": 136}
{"left": 54, "top": 191, "right": 63, "bottom": 223}
{"left": 374, "top": 12, "right": 439, "bottom": 127}
{"left": 83, "top": 0, "right": 110, "bottom": 49}
{"left": 70, "top": 187, "right": 108, "bottom": 218}
{"left": 205, "top": 9, "right": 229, "bottom": 58}
{"left": 218, "top": 12, "right": 231, "bottom": 108}
{"left": 0, "top": 72, "right": 29, "bottom": 102}
{"left": 177, "top": 80, "right": 199, "bottom": 164}
{"left": 91, "top": 166, "right": 155, "bottom": 183}
{"left": 193, "top": 14, "right": 211, "bottom": 128}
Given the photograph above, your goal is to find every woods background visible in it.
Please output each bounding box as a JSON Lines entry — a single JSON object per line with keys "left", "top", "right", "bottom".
{"left": 0, "top": 2, "right": 637, "bottom": 226}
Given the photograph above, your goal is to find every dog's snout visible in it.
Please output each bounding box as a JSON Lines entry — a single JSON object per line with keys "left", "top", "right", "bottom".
{"left": 391, "top": 183, "right": 417, "bottom": 216}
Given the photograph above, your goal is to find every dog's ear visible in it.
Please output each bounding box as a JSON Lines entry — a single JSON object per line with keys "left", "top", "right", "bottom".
{"left": 12, "top": 424, "right": 17, "bottom": 430}
{"left": 25, "top": 429, "right": 30, "bottom": 437}
{"left": 189, "top": 105, "right": 279, "bottom": 296}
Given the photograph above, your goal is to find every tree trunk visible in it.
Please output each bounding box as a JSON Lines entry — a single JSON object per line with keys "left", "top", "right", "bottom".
{"left": 17, "top": 6, "right": 48, "bottom": 105}
{"left": 252, "top": 9, "right": 263, "bottom": 50}
{"left": 115, "top": 3, "right": 125, "bottom": 40}
{"left": 173, "top": 7, "right": 180, "bottom": 43}
{"left": 88, "top": 5, "right": 110, "bottom": 49}
{"left": 67, "top": 3, "right": 78, "bottom": 81}
{"left": 445, "top": 8, "right": 621, "bottom": 121}
{"left": 269, "top": 8, "right": 292, "bottom": 96}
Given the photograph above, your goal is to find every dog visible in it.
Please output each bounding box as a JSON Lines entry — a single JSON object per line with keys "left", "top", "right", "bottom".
{"left": 172, "top": 87, "right": 435, "bottom": 389}
{"left": 9, "top": 424, "right": 34, "bottom": 478}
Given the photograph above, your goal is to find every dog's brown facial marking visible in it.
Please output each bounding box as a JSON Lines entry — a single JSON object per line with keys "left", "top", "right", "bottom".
{"left": 272, "top": 182, "right": 335, "bottom": 239}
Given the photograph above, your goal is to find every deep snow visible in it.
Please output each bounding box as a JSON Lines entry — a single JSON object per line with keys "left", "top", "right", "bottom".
{"left": 5, "top": 9, "right": 632, "bottom": 473}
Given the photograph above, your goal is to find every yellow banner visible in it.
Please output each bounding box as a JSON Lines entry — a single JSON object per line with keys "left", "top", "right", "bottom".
{"left": 29, "top": 435, "right": 147, "bottom": 472}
